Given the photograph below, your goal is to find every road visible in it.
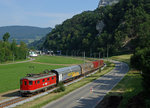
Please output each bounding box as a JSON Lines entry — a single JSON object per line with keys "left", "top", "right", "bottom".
{"left": 43, "top": 60, "right": 129, "bottom": 108}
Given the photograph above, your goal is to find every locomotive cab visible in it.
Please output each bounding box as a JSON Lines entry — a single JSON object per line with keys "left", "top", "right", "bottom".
{"left": 20, "top": 73, "right": 57, "bottom": 96}
{"left": 20, "top": 79, "right": 34, "bottom": 92}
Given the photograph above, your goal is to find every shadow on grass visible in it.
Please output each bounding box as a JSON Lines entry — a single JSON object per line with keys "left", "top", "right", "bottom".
{"left": 2, "top": 90, "right": 20, "bottom": 97}
{"left": 105, "top": 71, "right": 143, "bottom": 108}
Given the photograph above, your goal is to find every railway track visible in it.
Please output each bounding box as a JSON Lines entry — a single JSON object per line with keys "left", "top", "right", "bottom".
{"left": 0, "top": 65, "right": 106, "bottom": 108}
{"left": 0, "top": 97, "right": 26, "bottom": 108}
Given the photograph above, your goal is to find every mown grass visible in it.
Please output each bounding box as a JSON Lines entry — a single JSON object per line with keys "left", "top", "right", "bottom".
{"left": 33, "top": 55, "right": 84, "bottom": 64}
{"left": 108, "top": 70, "right": 143, "bottom": 108}
{"left": 15, "top": 63, "right": 115, "bottom": 108}
{"left": 107, "top": 54, "right": 144, "bottom": 108}
{"left": 110, "top": 54, "right": 132, "bottom": 64}
{"left": 0, "top": 63, "right": 64, "bottom": 93}
{"left": 0, "top": 56, "right": 85, "bottom": 93}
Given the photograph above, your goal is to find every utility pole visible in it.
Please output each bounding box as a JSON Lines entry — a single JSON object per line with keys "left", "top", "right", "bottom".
{"left": 94, "top": 53, "right": 97, "bottom": 58}
{"left": 84, "top": 51, "right": 85, "bottom": 64}
{"left": 84, "top": 51, "right": 86, "bottom": 77}
{"left": 107, "top": 45, "right": 109, "bottom": 61}
{"left": 103, "top": 52, "right": 105, "bottom": 59}
{"left": 90, "top": 48, "right": 92, "bottom": 58}
{"left": 99, "top": 52, "right": 101, "bottom": 59}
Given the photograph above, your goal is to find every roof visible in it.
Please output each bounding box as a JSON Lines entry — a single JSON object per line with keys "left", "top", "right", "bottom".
{"left": 52, "top": 65, "right": 81, "bottom": 74}
{"left": 21, "top": 73, "right": 56, "bottom": 81}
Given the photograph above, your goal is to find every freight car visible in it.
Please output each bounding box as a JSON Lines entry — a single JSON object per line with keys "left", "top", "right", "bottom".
{"left": 51, "top": 65, "right": 82, "bottom": 84}
{"left": 20, "top": 60, "right": 104, "bottom": 96}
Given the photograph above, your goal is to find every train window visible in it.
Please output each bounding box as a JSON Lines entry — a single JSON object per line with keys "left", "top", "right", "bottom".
{"left": 35, "top": 81, "right": 36, "bottom": 84}
{"left": 29, "top": 81, "right": 33, "bottom": 85}
{"left": 20, "top": 80, "right": 22, "bottom": 85}
{"left": 47, "top": 78, "right": 49, "bottom": 81}
{"left": 24, "top": 81, "right": 27, "bottom": 85}
{"left": 43, "top": 79, "right": 45, "bottom": 82}
{"left": 37, "top": 80, "right": 40, "bottom": 84}
{"left": 52, "top": 77, "right": 54, "bottom": 80}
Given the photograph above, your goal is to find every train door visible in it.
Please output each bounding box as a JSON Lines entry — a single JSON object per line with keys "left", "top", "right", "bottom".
{"left": 20, "top": 79, "right": 28, "bottom": 90}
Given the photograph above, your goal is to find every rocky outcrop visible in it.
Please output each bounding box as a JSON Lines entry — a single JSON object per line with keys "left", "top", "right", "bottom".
{"left": 96, "top": 20, "right": 105, "bottom": 35}
{"left": 96, "top": 0, "right": 119, "bottom": 35}
{"left": 98, "top": 0, "right": 119, "bottom": 8}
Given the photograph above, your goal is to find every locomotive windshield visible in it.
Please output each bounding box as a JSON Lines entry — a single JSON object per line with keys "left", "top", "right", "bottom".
{"left": 29, "top": 81, "right": 32, "bottom": 85}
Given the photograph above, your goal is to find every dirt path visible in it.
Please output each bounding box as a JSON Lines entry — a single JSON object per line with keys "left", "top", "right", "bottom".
{"left": 0, "top": 58, "right": 35, "bottom": 65}
{"left": 31, "top": 61, "right": 78, "bottom": 66}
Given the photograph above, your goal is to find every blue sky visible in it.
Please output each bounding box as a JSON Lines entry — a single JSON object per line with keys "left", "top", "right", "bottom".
{"left": 0, "top": 0, "right": 100, "bottom": 28}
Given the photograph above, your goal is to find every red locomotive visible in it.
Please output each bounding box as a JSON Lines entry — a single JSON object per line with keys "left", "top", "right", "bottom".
{"left": 20, "top": 60, "right": 104, "bottom": 96}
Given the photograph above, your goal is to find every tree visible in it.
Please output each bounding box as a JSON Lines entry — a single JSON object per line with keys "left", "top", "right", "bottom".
{"left": 19, "top": 41, "right": 28, "bottom": 59}
{"left": 3, "top": 32, "right": 10, "bottom": 42}
{"left": 131, "top": 47, "right": 150, "bottom": 97}
{"left": 0, "top": 48, "right": 5, "bottom": 63}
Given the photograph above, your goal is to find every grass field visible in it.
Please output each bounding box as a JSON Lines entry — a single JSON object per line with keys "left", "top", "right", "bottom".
{"left": 33, "top": 55, "right": 84, "bottom": 64}
{"left": 15, "top": 62, "right": 115, "bottom": 108}
{"left": 0, "top": 63, "right": 64, "bottom": 93}
{"left": 106, "top": 54, "right": 144, "bottom": 108}
{"left": 0, "top": 55, "right": 85, "bottom": 93}
{"left": 110, "top": 54, "right": 132, "bottom": 64}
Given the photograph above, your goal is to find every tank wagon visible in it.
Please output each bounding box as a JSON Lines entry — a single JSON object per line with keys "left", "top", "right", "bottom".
{"left": 20, "top": 60, "right": 104, "bottom": 96}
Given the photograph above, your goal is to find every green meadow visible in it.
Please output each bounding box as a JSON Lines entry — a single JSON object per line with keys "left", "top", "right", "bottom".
{"left": 0, "top": 56, "right": 84, "bottom": 93}
{"left": 107, "top": 54, "right": 143, "bottom": 108}
{"left": 33, "top": 56, "right": 84, "bottom": 64}
{"left": 0, "top": 63, "right": 64, "bottom": 93}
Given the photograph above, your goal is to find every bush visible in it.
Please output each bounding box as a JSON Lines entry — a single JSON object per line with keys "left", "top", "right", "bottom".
{"left": 54, "top": 82, "right": 65, "bottom": 93}
{"left": 105, "top": 61, "right": 111, "bottom": 67}
{"left": 131, "top": 47, "right": 150, "bottom": 97}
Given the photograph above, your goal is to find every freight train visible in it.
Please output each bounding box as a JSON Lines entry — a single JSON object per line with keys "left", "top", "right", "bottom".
{"left": 20, "top": 60, "right": 104, "bottom": 96}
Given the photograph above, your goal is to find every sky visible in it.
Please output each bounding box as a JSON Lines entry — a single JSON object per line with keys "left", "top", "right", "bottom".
{"left": 0, "top": 0, "right": 100, "bottom": 28}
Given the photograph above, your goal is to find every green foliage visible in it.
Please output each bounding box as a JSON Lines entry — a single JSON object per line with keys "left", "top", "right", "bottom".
{"left": 54, "top": 82, "right": 65, "bottom": 92}
{"left": 43, "top": 10, "right": 102, "bottom": 55}
{"left": 0, "top": 33, "right": 28, "bottom": 63}
{"left": 131, "top": 47, "right": 150, "bottom": 97}
{"left": 109, "top": 70, "right": 143, "bottom": 108}
{"left": 3, "top": 32, "right": 10, "bottom": 42}
{"left": 42, "top": 0, "right": 150, "bottom": 57}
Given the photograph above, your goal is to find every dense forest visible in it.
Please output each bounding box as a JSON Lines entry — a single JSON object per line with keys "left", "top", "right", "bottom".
{"left": 41, "top": 0, "right": 149, "bottom": 57}
{"left": 0, "top": 32, "right": 28, "bottom": 63}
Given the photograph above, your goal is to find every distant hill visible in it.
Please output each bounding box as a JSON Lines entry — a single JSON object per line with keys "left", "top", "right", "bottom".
{"left": 0, "top": 26, "right": 52, "bottom": 44}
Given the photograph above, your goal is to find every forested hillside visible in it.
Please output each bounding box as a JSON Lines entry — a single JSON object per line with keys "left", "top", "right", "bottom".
{"left": 42, "top": 0, "right": 149, "bottom": 57}
{"left": 0, "top": 26, "right": 52, "bottom": 44}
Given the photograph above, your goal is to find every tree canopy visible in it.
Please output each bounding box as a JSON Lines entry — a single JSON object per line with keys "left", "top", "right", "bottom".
{"left": 0, "top": 33, "right": 28, "bottom": 63}
{"left": 42, "top": 0, "right": 150, "bottom": 57}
